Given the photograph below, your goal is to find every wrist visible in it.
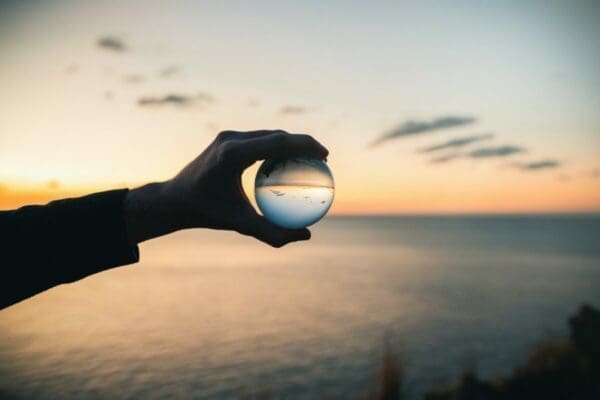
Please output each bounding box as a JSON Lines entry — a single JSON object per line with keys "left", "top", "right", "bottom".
{"left": 124, "top": 181, "right": 185, "bottom": 244}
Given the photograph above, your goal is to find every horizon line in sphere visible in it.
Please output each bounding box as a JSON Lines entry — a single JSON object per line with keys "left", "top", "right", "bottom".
{"left": 255, "top": 184, "right": 335, "bottom": 189}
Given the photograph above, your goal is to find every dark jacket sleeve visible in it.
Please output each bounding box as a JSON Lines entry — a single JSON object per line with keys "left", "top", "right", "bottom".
{"left": 0, "top": 189, "right": 139, "bottom": 309}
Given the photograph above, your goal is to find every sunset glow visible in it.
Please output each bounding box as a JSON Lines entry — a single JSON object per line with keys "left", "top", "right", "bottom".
{"left": 1, "top": 1, "right": 599, "bottom": 214}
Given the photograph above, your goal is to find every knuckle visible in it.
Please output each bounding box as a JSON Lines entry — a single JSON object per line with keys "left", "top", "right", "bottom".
{"left": 298, "top": 133, "right": 313, "bottom": 143}
{"left": 296, "top": 133, "right": 310, "bottom": 139}
{"left": 272, "top": 133, "right": 289, "bottom": 146}
{"left": 217, "top": 140, "right": 239, "bottom": 162}
{"left": 216, "top": 130, "right": 234, "bottom": 143}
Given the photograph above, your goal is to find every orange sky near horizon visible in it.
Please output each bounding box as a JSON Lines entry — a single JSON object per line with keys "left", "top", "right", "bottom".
{"left": 2, "top": 173, "right": 599, "bottom": 215}
{"left": 1, "top": 1, "right": 599, "bottom": 215}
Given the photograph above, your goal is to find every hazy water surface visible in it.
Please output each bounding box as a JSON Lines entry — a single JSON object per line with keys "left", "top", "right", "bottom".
{"left": 1, "top": 216, "right": 600, "bottom": 399}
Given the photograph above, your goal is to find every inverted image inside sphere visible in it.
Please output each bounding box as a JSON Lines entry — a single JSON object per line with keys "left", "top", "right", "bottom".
{"left": 255, "top": 157, "right": 335, "bottom": 229}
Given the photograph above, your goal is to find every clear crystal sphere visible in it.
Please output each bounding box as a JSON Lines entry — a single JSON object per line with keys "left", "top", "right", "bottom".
{"left": 255, "top": 157, "right": 335, "bottom": 229}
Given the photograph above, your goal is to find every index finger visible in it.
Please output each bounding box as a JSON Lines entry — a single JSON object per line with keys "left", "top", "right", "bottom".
{"left": 236, "top": 131, "right": 329, "bottom": 168}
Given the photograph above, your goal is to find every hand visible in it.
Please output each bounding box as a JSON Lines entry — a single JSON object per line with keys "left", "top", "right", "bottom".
{"left": 124, "top": 130, "right": 329, "bottom": 247}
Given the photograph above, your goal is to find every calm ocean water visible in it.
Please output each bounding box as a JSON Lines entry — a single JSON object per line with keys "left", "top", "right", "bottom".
{"left": 1, "top": 216, "right": 600, "bottom": 399}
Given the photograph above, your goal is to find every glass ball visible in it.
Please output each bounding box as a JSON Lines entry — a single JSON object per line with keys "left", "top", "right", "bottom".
{"left": 255, "top": 157, "right": 335, "bottom": 229}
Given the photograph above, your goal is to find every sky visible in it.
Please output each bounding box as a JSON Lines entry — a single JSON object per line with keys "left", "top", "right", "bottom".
{"left": 1, "top": 0, "right": 599, "bottom": 213}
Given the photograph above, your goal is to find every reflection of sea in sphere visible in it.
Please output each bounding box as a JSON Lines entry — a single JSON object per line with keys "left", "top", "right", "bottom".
{"left": 255, "top": 157, "right": 335, "bottom": 229}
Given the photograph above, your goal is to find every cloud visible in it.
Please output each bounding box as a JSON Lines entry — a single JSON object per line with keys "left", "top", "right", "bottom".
{"left": 97, "top": 36, "right": 127, "bottom": 52}
{"left": 159, "top": 65, "right": 180, "bottom": 78}
{"left": 138, "top": 94, "right": 193, "bottom": 107}
{"left": 137, "top": 92, "right": 214, "bottom": 107}
{"left": 371, "top": 115, "right": 476, "bottom": 147}
{"left": 123, "top": 74, "right": 144, "bottom": 84}
{"left": 280, "top": 105, "right": 309, "bottom": 115}
{"left": 420, "top": 133, "right": 493, "bottom": 153}
{"left": 516, "top": 160, "right": 561, "bottom": 171}
{"left": 467, "top": 145, "right": 525, "bottom": 158}
{"left": 430, "top": 153, "right": 462, "bottom": 164}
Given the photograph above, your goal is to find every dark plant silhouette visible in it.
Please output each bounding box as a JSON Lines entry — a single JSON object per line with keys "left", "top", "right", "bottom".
{"left": 235, "top": 305, "right": 599, "bottom": 400}
{"left": 425, "top": 304, "right": 600, "bottom": 400}
{"left": 374, "top": 340, "right": 404, "bottom": 400}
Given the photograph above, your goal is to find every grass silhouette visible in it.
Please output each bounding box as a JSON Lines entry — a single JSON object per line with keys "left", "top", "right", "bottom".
{"left": 424, "top": 304, "right": 600, "bottom": 400}
{"left": 238, "top": 304, "right": 600, "bottom": 399}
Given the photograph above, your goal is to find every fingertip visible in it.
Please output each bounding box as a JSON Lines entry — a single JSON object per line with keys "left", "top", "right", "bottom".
{"left": 300, "top": 228, "right": 311, "bottom": 241}
{"left": 247, "top": 214, "right": 312, "bottom": 247}
{"left": 308, "top": 136, "right": 329, "bottom": 159}
{"left": 290, "top": 133, "right": 328, "bottom": 160}
{"left": 287, "top": 228, "right": 310, "bottom": 243}
{"left": 316, "top": 142, "right": 329, "bottom": 160}
{"left": 274, "top": 228, "right": 310, "bottom": 247}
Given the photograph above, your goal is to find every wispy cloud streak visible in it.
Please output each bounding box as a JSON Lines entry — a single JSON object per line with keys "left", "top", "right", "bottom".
{"left": 138, "top": 94, "right": 192, "bottom": 106}
{"left": 123, "top": 74, "right": 144, "bottom": 84}
{"left": 280, "top": 105, "right": 309, "bottom": 115}
{"left": 420, "top": 133, "right": 494, "bottom": 153}
{"left": 467, "top": 145, "right": 525, "bottom": 158}
{"left": 516, "top": 160, "right": 561, "bottom": 171}
{"left": 159, "top": 65, "right": 180, "bottom": 78}
{"left": 137, "top": 92, "right": 214, "bottom": 107}
{"left": 97, "top": 36, "right": 127, "bottom": 52}
{"left": 430, "top": 153, "right": 462, "bottom": 164}
{"left": 371, "top": 115, "right": 476, "bottom": 147}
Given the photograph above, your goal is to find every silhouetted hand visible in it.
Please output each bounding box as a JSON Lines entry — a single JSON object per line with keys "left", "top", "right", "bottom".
{"left": 124, "top": 130, "right": 329, "bottom": 247}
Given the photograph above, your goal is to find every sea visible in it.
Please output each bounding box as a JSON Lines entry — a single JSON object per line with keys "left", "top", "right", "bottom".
{"left": 1, "top": 215, "right": 600, "bottom": 399}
